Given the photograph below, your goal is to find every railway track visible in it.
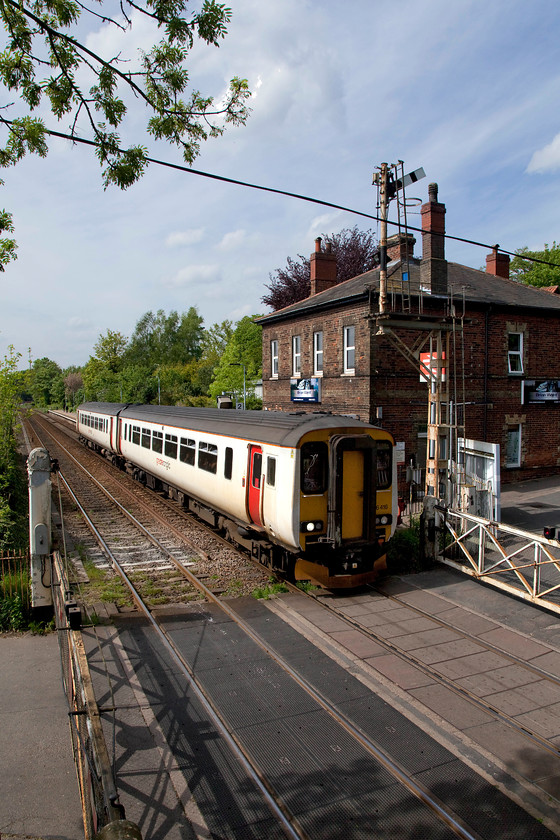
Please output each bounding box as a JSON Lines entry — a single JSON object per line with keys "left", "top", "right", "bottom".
{"left": 26, "top": 411, "right": 560, "bottom": 838}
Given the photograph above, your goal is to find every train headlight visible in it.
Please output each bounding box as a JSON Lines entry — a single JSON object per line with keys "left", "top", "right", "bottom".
{"left": 301, "top": 520, "right": 324, "bottom": 533}
{"left": 376, "top": 514, "right": 392, "bottom": 526}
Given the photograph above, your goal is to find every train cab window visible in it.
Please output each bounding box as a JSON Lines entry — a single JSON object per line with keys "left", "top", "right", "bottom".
{"left": 266, "top": 456, "right": 276, "bottom": 487}
{"left": 164, "top": 434, "right": 178, "bottom": 459}
{"left": 224, "top": 447, "right": 233, "bottom": 480}
{"left": 132, "top": 426, "right": 141, "bottom": 445}
{"left": 152, "top": 430, "right": 163, "bottom": 453}
{"left": 376, "top": 441, "right": 392, "bottom": 489}
{"left": 301, "top": 442, "right": 328, "bottom": 494}
{"left": 180, "top": 437, "right": 195, "bottom": 466}
{"left": 198, "top": 441, "right": 218, "bottom": 474}
{"left": 141, "top": 428, "right": 151, "bottom": 448}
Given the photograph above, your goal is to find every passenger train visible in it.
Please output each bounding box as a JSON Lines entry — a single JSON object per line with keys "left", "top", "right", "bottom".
{"left": 77, "top": 403, "right": 397, "bottom": 588}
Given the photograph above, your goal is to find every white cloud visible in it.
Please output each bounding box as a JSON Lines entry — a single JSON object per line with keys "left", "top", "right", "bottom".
{"left": 527, "top": 133, "right": 560, "bottom": 174}
{"left": 163, "top": 265, "right": 222, "bottom": 289}
{"left": 218, "top": 229, "right": 247, "bottom": 250}
{"left": 165, "top": 229, "right": 205, "bottom": 247}
{"left": 306, "top": 213, "right": 343, "bottom": 240}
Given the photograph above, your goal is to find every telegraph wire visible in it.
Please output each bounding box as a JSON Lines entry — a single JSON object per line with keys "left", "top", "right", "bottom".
{"left": 10, "top": 121, "right": 560, "bottom": 272}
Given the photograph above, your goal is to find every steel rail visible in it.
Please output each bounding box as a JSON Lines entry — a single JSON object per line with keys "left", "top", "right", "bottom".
{"left": 296, "top": 579, "right": 560, "bottom": 759}
{"left": 36, "top": 413, "right": 482, "bottom": 839}
{"left": 56, "top": 469, "right": 304, "bottom": 840}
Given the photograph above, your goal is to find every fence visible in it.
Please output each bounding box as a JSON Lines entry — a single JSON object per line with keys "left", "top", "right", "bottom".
{"left": 51, "top": 552, "right": 129, "bottom": 839}
{"left": 434, "top": 505, "right": 560, "bottom": 615}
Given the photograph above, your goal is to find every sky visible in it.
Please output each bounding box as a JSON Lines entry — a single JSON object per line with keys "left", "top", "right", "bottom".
{"left": 1, "top": 0, "right": 560, "bottom": 370}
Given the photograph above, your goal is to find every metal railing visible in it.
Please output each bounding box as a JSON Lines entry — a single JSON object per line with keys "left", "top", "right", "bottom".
{"left": 51, "top": 552, "right": 127, "bottom": 839}
{"left": 435, "top": 506, "right": 560, "bottom": 614}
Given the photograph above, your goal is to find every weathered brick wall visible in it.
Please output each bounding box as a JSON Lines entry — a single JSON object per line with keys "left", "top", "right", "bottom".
{"left": 261, "top": 297, "right": 560, "bottom": 483}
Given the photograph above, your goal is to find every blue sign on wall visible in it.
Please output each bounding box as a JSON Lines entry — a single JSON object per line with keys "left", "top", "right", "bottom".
{"left": 290, "top": 377, "right": 322, "bottom": 403}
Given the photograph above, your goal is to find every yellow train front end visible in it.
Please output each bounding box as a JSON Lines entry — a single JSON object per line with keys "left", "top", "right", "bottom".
{"left": 294, "top": 426, "right": 396, "bottom": 589}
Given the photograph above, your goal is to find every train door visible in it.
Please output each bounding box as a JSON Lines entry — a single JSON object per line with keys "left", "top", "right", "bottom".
{"left": 329, "top": 435, "right": 375, "bottom": 544}
{"left": 248, "top": 445, "right": 263, "bottom": 526}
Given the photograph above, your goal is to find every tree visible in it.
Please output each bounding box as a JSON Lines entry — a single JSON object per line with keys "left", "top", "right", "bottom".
{"left": 510, "top": 242, "right": 560, "bottom": 287}
{"left": 209, "top": 316, "right": 262, "bottom": 407}
{"left": 63, "top": 368, "right": 83, "bottom": 409}
{"left": 92, "top": 329, "right": 128, "bottom": 373}
{"left": 126, "top": 307, "right": 204, "bottom": 367}
{"left": 262, "top": 226, "right": 380, "bottom": 311}
{"left": 28, "top": 356, "right": 64, "bottom": 406}
{"left": 0, "top": 346, "right": 27, "bottom": 549}
{"left": 0, "top": 0, "right": 251, "bottom": 268}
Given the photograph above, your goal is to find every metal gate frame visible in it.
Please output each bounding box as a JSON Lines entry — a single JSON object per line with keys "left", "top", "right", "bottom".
{"left": 436, "top": 505, "right": 560, "bottom": 615}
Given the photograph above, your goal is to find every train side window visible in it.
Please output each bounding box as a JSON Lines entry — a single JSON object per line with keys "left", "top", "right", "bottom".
{"left": 141, "top": 428, "right": 151, "bottom": 448}
{"left": 266, "top": 456, "right": 276, "bottom": 487}
{"left": 180, "top": 437, "right": 195, "bottom": 466}
{"left": 301, "top": 442, "right": 328, "bottom": 494}
{"left": 376, "top": 441, "right": 392, "bottom": 489}
{"left": 132, "top": 426, "right": 140, "bottom": 445}
{"left": 165, "top": 434, "right": 178, "bottom": 459}
{"left": 199, "top": 441, "right": 218, "bottom": 474}
{"left": 123, "top": 423, "right": 127, "bottom": 440}
{"left": 152, "top": 431, "right": 163, "bottom": 453}
{"left": 224, "top": 447, "right": 233, "bottom": 480}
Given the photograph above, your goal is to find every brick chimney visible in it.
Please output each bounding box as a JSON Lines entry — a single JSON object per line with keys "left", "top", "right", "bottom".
{"left": 310, "top": 237, "right": 337, "bottom": 295}
{"left": 420, "top": 183, "right": 448, "bottom": 295}
{"left": 486, "top": 246, "right": 510, "bottom": 279}
{"left": 387, "top": 232, "right": 416, "bottom": 262}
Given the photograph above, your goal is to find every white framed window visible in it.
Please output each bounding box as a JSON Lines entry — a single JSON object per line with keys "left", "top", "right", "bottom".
{"left": 505, "top": 424, "right": 521, "bottom": 468}
{"left": 343, "top": 325, "right": 355, "bottom": 374}
{"left": 292, "top": 335, "right": 301, "bottom": 376}
{"left": 508, "top": 332, "right": 523, "bottom": 374}
{"left": 271, "top": 340, "right": 278, "bottom": 378}
{"left": 313, "top": 331, "right": 323, "bottom": 375}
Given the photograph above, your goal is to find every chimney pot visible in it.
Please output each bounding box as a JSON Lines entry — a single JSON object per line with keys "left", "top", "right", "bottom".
{"left": 428, "top": 183, "right": 438, "bottom": 202}
{"left": 315, "top": 237, "right": 322, "bottom": 253}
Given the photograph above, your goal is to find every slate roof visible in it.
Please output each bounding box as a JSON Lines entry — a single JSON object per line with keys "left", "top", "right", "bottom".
{"left": 257, "top": 259, "right": 560, "bottom": 324}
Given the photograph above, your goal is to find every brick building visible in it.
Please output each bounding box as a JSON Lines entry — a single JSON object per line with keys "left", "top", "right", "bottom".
{"left": 257, "top": 184, "right": 560, "bottom": 488}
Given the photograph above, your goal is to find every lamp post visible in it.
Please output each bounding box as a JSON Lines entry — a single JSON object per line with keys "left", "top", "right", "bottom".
{"left": 228, "top": 363, "right": 246, "bottom": 410}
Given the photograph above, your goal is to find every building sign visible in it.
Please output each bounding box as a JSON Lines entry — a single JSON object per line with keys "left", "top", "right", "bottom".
{"left": 419, "top": 351, "right": 446, "bottom": 382}
{"left": 523, "top": 380, "right": 560, "bottom": 404}
{"left": 290, "top": 377, "right": 322, "bottom": 403}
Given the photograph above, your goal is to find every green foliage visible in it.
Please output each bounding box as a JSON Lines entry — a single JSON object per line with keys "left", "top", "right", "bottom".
{"left": 0, "top": 0, "right": 250, "bottom": 266}
{"left": 209, "top": 316, "right": 262, "bottom": 404}
{"left": 27, "top": 356, "right": 64, "bottom": 407}
{"left": 0, "top": 567, "right": 30, "bottom": 631}
{"left": 125, "top": 308, "right": 204, "bottom": 367}
{"left": 386, "top": 519, "right": 422, "bottom": 575}
{"left": 0, "top": 0, "right": 250, "bottom": 189}
{"left": 0, "top": 347, "right": 28, "bottom": 550}
{"left": 510, "top": 242, "right": 560, "bottom": 287}
{"left": 251, "top": 579, "right": 290, "bottom": 599}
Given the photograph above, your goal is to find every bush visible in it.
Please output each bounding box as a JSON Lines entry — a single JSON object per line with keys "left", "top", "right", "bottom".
{"left": 386, "top": 519, "right": 423, "bottom": 574}
{"left": 0, "top": 566, "right": 30, "bottom": 631}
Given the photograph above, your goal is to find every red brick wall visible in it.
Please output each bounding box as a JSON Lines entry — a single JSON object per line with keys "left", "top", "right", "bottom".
{"left": 261, "top": 298, "right": 560, "bottom": 483}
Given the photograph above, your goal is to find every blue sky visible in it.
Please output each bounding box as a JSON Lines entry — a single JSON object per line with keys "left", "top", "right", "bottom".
{"left": 1, "top": 0, "right": 560, "bottom": 369}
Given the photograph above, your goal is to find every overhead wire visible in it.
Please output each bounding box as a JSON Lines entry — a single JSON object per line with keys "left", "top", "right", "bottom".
{"left": 4, "top": 119, "right": 560, "bottom": 271}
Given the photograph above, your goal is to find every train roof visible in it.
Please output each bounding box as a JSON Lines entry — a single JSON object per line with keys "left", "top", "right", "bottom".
{"left": 78, "top": 402, "right": 129, "bottom": 416}
{"left": 78, "top": 403, "right": 387, "bottom": 447}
